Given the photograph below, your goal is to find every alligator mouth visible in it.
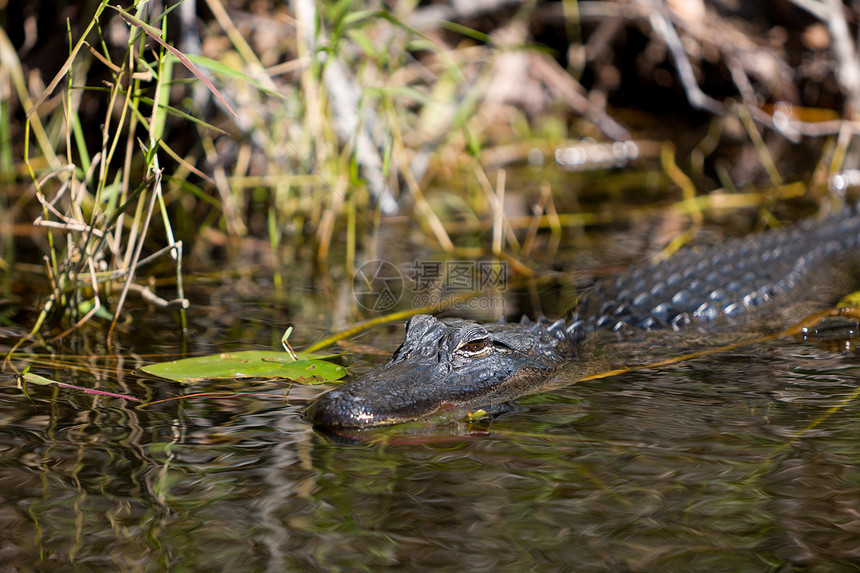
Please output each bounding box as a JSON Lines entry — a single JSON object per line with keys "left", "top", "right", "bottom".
{"left": 304, "top": 388, "right": 459, "bottom": 429}
{"left": 303, "top": 360, "right": 504, "bottom": 428}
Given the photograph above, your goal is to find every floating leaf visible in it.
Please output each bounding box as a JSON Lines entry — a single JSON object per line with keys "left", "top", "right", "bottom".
{"left": 21, "top": 371, "right": 140, "bottom": 401}
{"left": 140, "top": 351, "right": 346, "bottom": 384}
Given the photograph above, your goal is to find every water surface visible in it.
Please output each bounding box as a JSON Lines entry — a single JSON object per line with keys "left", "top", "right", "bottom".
{"left": 2, "top": 272, "right": 860, "bottom": 572}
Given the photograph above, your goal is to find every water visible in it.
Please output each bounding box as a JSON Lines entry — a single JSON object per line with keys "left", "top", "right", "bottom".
{"left": 3, "top": 264, "right": 860, "bottom": 571}
{"left": 3, "top": 318, "right": 860, "bottom": 571}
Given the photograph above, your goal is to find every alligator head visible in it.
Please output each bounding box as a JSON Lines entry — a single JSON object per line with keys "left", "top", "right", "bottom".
{"left": 305, "top": 314, "right": 577, "bottom": 428}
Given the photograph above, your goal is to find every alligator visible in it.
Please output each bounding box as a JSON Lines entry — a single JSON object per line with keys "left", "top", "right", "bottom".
{"left": 305, "top": 205, "right": 860, "bottom": 428}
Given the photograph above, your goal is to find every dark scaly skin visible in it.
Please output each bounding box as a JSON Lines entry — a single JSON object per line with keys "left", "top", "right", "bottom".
{"left": 305, "top": 206, "right": 860, "bottom": 428}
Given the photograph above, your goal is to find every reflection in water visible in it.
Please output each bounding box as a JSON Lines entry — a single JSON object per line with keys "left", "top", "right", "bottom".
{"left": 2, "top": 337, "right": 860, "bottom": 570}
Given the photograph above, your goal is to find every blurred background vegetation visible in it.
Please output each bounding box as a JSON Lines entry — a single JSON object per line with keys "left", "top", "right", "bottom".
{"left": 2, "top": 0, "right": 859, "bottom": 345}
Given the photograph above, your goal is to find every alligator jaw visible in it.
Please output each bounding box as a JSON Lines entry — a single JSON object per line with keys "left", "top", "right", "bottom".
{"left": 304, "top": 314, "right": 575, "bottom": 428}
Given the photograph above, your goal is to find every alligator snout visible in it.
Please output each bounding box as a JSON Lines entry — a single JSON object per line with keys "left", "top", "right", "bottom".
{"left": 305, "top": 314, "right": 573, "bottom": 428}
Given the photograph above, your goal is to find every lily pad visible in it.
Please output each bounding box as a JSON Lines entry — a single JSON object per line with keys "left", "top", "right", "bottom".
{"left": 140, "top": 351, "right": 346, "bottom": 384}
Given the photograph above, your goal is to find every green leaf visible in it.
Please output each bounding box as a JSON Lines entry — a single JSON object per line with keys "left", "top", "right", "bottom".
{"left": 140, "top": 350, "right": 347, "bottom": 384}
{"left": 20, "top": 370, "right": 140, "bottom": 401}
{"left": 21, "top": 371, "right": 58, "bottom": 386}
{"left": 183, "top": 54, "right": 286, "bottom": 100}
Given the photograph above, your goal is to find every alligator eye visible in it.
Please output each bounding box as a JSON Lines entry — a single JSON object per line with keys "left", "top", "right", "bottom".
{"left": 459, "top": 338, "right": 490, "bottom": 354}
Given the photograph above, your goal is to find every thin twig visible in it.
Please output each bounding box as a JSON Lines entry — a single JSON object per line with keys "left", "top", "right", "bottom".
{"left": 646, "top": 1, "right": 726, "bottom": 115}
